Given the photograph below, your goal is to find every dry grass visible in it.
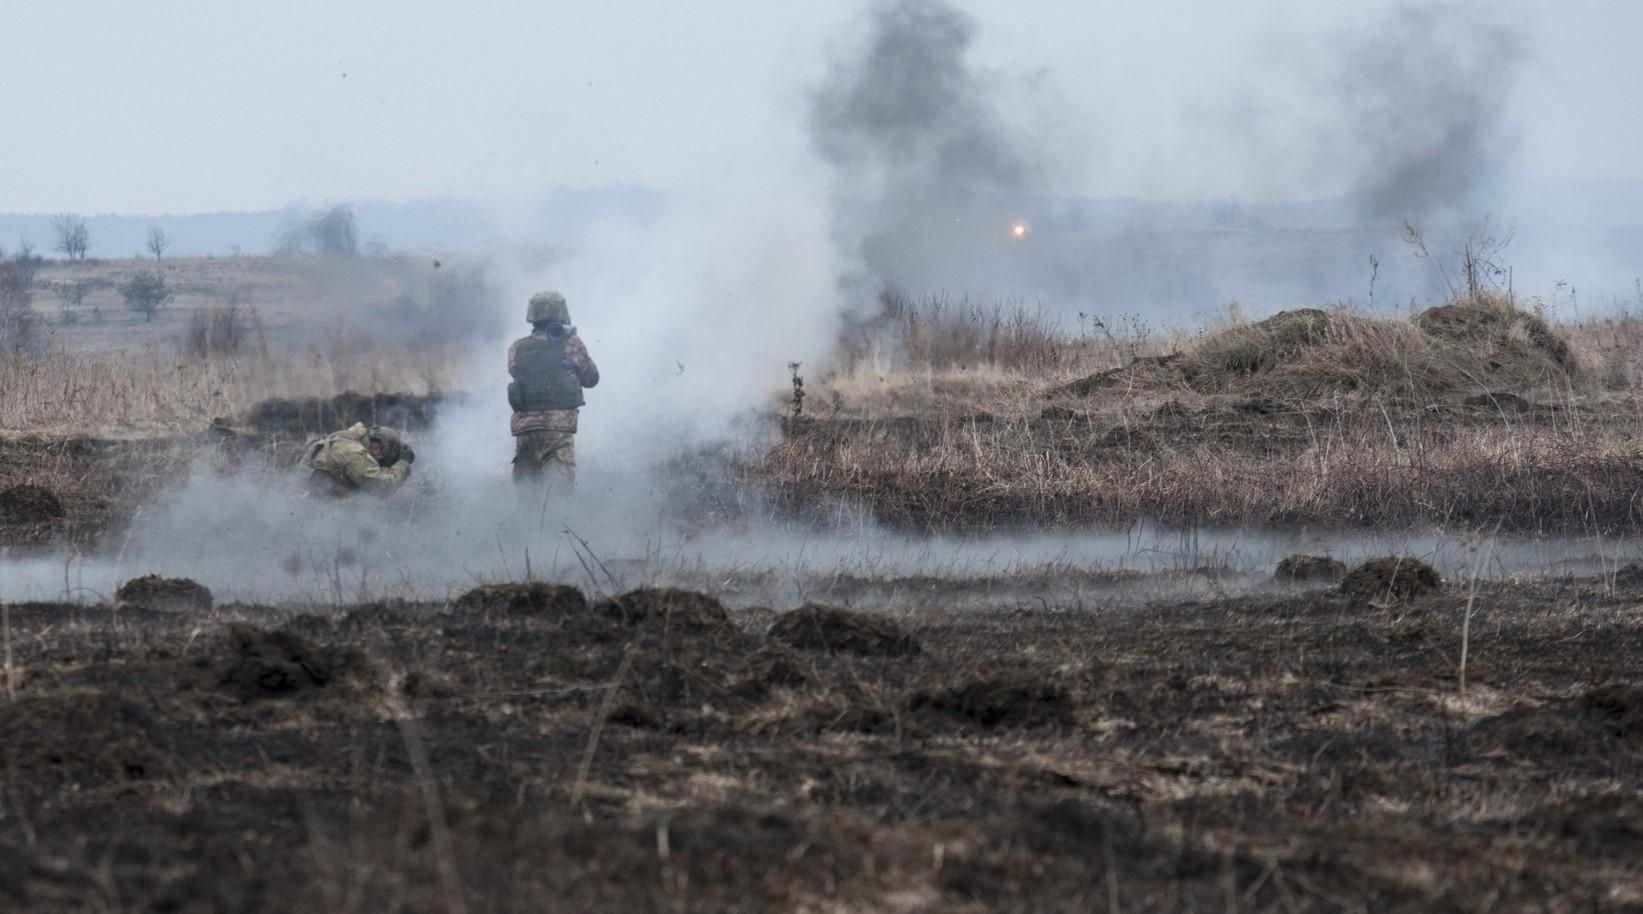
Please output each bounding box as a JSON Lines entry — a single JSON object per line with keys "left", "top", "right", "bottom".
{"left": 0, "top": 254, "right": 498, "bottom": 436}
{"left": 819, "top": 293, "right": 1176, "bottom": 418}
{"left": 815, "top": 292, "right": 1611, "bottom": 415}
{"left": 762, "top": 292, "right": 1643, "bottom": 533}
{"left": 0, "top": 344, "right": 463, "bottom": 436}
{"left": 759, "top": 404, "right": 1643, "bottom": 533}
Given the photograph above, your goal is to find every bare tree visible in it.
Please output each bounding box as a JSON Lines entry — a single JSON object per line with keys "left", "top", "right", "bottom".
{"left": 311, "top": 205, "right": 358, "bottom": 256}
{"left": 146, "top": 226, "right": 169, "bottom": 261}
{"left": 276, "top": 204, "right": 359, "bottom": 257}
{"left": 52, "top": 214, "right": 90, "bottom": 261}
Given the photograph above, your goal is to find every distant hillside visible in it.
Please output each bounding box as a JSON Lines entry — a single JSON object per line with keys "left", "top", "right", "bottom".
{"left": 3, "top": 178, "right": 1638, "bottom": 316}
{"left": 0, "top": 187, "right": 667, "bottom": 259}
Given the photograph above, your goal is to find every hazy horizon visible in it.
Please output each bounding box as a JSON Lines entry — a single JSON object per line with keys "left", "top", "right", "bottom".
{"left": 5, "top": 0, "right": 1643, "bottom": 215}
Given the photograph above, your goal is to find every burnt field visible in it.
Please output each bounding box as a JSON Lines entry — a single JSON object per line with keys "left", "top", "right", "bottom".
{"left": 5, "top": 284, "right": 1643, "bottom": 910}
{"left": 2, "top": 573, "right": 1641, "bottom": 912}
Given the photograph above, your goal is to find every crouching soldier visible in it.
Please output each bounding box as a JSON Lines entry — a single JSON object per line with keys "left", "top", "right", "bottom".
{"left": 509, "top": 290, "right": 599, "bottom": 491}
{"left": 302, "top": 423, "right": 415, "bottom": 497}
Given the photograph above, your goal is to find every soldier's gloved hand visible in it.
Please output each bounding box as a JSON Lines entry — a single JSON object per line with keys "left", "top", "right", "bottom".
{"left": 400, "top": 445, "right": 416, "bottom": 466}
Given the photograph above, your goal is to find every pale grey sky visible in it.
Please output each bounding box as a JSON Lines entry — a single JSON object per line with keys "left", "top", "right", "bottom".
{"left": 2, "top": 0, "right": 1639, "bottom": 214}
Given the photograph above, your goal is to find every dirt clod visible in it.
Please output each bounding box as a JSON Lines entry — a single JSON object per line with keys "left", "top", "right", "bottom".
{"left": 455, "top": 583, "right": 587, "bottom": 617}
{"left": 768, "top": 605, "right": 921, "bottom": 657}
{"left": 594, "top": 588, "right": 731, "bottom": 633}
{"left": 910, "top": 674, "right": 1075, "bottom": 729}
{"left": 1275, "top": 554, "right": 1348, "bottom": 584}
{"left": 115, "top": 575, "right": 213, "bottom": 612}
{"left": 1340, "top": 557, "right": 1442, "bottom": 604}
{"left": 0, "top": 484, "right": 65, "bottom": 525}
{"left": 1581, "top": 684, "right": 1643, "bottom": 740}
{"left": 198, "top": 623, "right": 372, "bottom": 703}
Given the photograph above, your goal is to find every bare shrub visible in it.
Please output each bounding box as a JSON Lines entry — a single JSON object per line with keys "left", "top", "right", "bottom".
{"left": 55, "top": 278, "right": 88, "bottom": 310}
{"left": 0, "top": 263, "right": 43, "bottom": 357}
{"left": 839, "top": 291, "right": 1074, "bottom": 375}
{"left": 183, "top": 290, "right": 266, "bottom": 359}
{"left": 364, "top": 259, "right": 504, "bottom": 345}
{"left": 10, "top": 238, "right": 43, "bottom": 286}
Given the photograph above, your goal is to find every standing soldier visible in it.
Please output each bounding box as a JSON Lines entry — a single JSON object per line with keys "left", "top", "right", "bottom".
{"left": 508, "top": 290, "right": 599, "bottom": 490}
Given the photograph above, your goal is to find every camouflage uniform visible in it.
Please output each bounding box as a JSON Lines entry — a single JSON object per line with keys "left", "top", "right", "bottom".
{"left": 303, "top": 423, "right": 412, "bottom": 497}
{"left": 509, "top": 292, "right": 599, "bottom": 489}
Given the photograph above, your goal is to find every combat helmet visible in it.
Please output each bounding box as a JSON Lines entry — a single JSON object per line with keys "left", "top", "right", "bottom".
{"left": 526, "top": 290, "right": 570, "bottom": 325}
{"left": 366, "top": 426, "right": 404, "bottom": 466}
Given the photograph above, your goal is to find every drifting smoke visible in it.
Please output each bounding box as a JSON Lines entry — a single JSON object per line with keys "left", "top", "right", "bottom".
{"left": 1279, "top": 2, "right": 1529, "bottom": 224}
{"left": 807, "top": 0, "right": 1063, "bottom": 302}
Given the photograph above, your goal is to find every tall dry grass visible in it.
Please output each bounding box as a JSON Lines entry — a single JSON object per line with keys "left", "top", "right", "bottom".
{"left": 761, "top": 291, "right": 1643, "bottom": 533}
{"left": 0, "top": 343, "right": 463, "bottom": 436}
{"left": 820, "top": 293, "right": 1175, "bottom": 418}
{"left": 760, "top": 402, "right": 1643, "bottom": 533}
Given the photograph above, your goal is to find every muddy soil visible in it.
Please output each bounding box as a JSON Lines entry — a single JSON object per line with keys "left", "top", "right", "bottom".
{"left": 1, "top": 575, "right": 1640, "bottom": 911}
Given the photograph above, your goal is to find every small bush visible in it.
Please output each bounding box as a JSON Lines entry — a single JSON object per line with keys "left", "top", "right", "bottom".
{"left": 120, "top": 270, "right": 172, "bottom": 322}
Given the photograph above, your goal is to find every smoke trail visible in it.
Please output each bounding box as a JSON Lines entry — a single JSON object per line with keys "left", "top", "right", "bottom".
{"left": 807, "top": 0, "right": 1062, "bottom": 301}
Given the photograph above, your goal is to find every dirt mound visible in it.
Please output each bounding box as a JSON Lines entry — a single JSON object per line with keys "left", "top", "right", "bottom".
{"left": 1340, "top": 557, "right": 1443, "bottom": 604}
{"left": 115, "top": 575, "right": 213, "bottom": 612}
{"left": 454, "top": 583, "right": 587, "bottom": 617}
{"left": 1051, "top": 352, "right": 1186, "bottom": 397}
{"left": 447, "top": 588, "right": 793, "bottom": 722}
{"left": 1581, "top": 684, "right": 1643, "bottom": 740}
{"left": 909, "top": 671, "right": 1075, "bottom": 729}
{"left": 1462, "top": 391, "right": 1539, "bottom": 413}
{"left": 594, "top": 588, "right": 732, "bottom": 633}
{"left": 241, "top": 391, "right": 444, "bottom": 437}
{"left": 1543, "top": 795, "right": 1643, "bottom": 855}
{"left": 192, "top": 623, "right": 374, "bottom": 703}
{"left": 1415, "top": 300, "right": 1578, "bottom": 383}
{"left": 0, "top": 693, "right": 174, "bottom": 793}
{"left": 767, "top": 605, "right": 921, "bottom": 657}
{"left": 1052, "top": 300, "right": 1578, "bottom": 403}
{"left": 1187, "top": 308, "right": 1333, "bottom": 378}
{"left": 338, "top": 602, "right": 417, "bottom": 630}
{"left": 1609, "top": 564, "right": 1643, "bottom": 590}
{"left": 0, "top": 483, "right": 65, "bottom": 525}
{"left": 1470, "top": 686, "right": 1643, "bottom": 759}
{"left": 1275, "top": 554, "right": 1348, "bottom": 584}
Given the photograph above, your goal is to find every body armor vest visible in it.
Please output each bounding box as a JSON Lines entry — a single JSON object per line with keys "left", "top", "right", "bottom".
{"left": 509, "top": 335, "right": 585, "bottom": 412}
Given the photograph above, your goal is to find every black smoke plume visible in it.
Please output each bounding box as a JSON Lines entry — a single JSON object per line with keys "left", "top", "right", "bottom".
{"left": 1327, "top": 2, "right": 1529, "bottom": 223}
{"left": 808, "top": 0, "right": 1055, "bottom": 300}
